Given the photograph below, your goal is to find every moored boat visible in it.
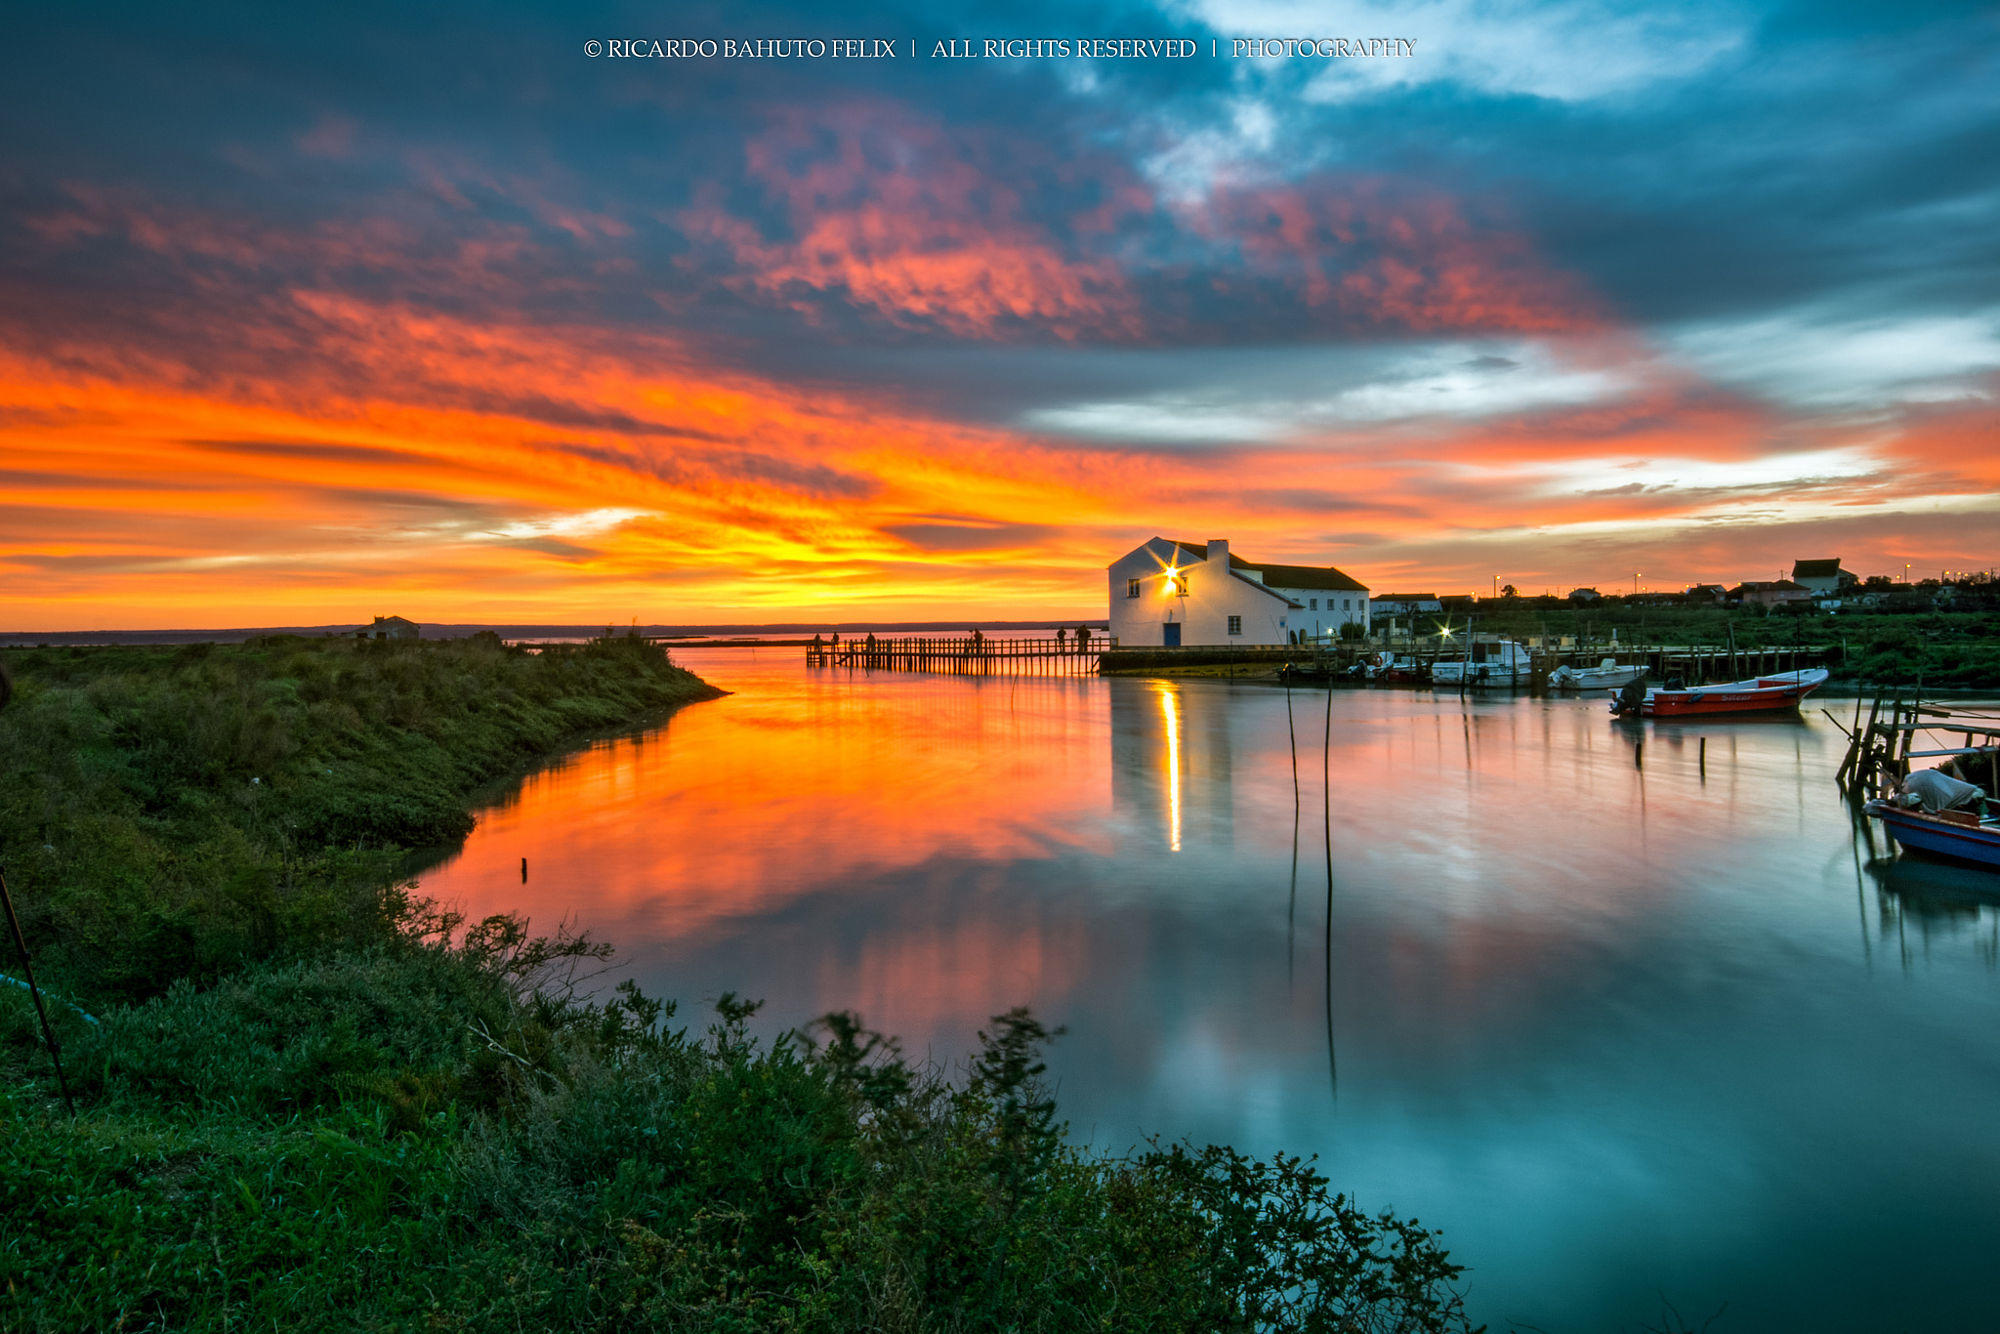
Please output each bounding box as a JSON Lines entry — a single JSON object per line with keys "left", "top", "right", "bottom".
{"left": 1865, "top": 800, "right": 2000, "bottom": 871}
{"left": 1432, "top": 639, "right": 1533, "bottom": 687}
{"left": 1362, "top": 651, "right": 1430, "bottom": 684}
{"left": 1548, "top": 657, "right": 1647, "bottom": 691}
{"left": 1611, "top": 666, "right": 1828, "bottom": 718}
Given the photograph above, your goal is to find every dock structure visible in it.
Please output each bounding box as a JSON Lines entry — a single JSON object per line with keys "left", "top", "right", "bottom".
{"left": 805, "top": 634, "right": 1108, "bottom": 676}
{"left": 1837, "top": 695, "right": 2000, "bottom": 797}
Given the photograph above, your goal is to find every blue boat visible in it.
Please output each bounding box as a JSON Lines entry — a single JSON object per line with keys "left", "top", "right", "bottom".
{"left": 1866, "top": 800, "right": 2000, "bottom": 870}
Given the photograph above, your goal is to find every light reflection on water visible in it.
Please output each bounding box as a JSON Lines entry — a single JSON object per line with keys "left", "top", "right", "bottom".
{"left": 419, "top": 649, "right": 2000, "bottom": 1332}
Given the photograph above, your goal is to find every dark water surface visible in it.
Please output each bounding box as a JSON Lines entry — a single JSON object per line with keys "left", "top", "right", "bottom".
{"left": 419, "top": 648, "right": 2000, "bottom": 1332}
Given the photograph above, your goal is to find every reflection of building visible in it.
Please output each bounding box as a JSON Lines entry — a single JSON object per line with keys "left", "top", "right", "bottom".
{"left": 1109, "top": 679, "right": 1238, "bottom": 853}
{"left": 1108, "top": 537, "right": 1369, "bottom": 647}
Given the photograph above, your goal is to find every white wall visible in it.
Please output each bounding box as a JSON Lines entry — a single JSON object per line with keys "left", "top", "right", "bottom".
{"left": 1265, "top": 585, "right": 1370, "bottom": 641}
{"left": 1107, "top": 538, "right": 1294, "bottom": 646}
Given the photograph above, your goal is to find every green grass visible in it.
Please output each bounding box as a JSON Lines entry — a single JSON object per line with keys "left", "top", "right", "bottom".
{"left": 0, "top": 944, "right": 1473, "bottom": 1332}
{"left": 0, "top": 634, "right": 720, "bottom": 1001}
{"left": 0, "top": 636, "right": 1479, "bottom": 1332}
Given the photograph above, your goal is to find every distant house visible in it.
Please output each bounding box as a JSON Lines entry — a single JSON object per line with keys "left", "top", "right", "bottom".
{"left": 1791, "top": 559, "right": 1857, "bottom": 597}
{"left": 1730, "top": 580, "right": 1812, "bottom": 608}
{"left": 1686, "top": 584, "right": 1727, "bottom": 604}
{"left": 1568, "top": 587, "right": 1602, "bottom": 604}
{"left": 1108, "top": 537, "right": 1369, "bottom": 647}
{"left": 1370, "top": 593, "right": 1443, "bottom": 616}
{"left": 365, "top": 615, "right": 420, "bottom": 641}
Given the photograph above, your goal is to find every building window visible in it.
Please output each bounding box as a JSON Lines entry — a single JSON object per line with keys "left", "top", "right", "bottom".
{"left": 1127, "top": 578, "right": 1141, "bottom": 598}
{"left": 1309, "top": 598, "right": 1318, "bottom": 610}
{"left": 1227, "top": 615, "right": 1242, "bottom": 636}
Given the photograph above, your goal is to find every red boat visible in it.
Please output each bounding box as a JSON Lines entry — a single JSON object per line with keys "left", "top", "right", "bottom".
{"left": 1612, "top": 667, "right": 1829, "bottom": 718}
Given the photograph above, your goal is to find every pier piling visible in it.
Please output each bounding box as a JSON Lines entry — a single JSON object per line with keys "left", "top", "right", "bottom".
{"left": 804, "top": 634, "right": 1107, "bottom": 676}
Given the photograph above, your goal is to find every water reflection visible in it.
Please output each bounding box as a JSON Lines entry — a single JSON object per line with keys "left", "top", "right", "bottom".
{"left": 1860, "top": 849, "right": 2000, "bottom": 968}
{"left": 1158, "top": 683, "right": 1181, "bottom": 853}
{"left": 418, "top": 653, "right": 2000, "bottom": 1333}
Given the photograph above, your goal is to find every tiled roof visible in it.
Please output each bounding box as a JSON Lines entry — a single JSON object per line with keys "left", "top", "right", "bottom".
{"left": 1167, "top": 541, "right": 1369, "bottom": 592}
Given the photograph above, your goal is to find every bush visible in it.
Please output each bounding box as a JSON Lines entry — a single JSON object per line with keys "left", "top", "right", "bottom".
{"left": 1, "top": 943, "right": 1477, "bottom": 1334}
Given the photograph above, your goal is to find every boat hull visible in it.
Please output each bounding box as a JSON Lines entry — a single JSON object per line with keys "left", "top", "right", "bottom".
{"left": 1867, "top": 804, "right": 2000, "bottom": 870}
{"left": 1549, "top": 665, "right": 1647, "bottom": 690}
{"left": 1630, "top": 669, "right": 1828, "bottom": 718}
{"left": 1432, "top": 666, "right": 1532, "bottom": 687}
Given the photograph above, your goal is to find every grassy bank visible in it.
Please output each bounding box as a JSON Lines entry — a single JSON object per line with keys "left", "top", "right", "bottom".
{"left": 0, "top": 634, "right": 722, "bottom": 1002}
{"left": 0, "top": 637, "right": 1476, "bottom": 1332}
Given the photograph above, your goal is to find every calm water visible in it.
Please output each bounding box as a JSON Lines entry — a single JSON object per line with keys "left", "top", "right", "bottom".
{"left": 420, "top": 649, "right": 2000, "bottom": 1332}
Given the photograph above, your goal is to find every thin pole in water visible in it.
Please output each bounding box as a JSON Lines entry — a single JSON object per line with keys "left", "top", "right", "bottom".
{"left": 1322, "top": 675, "right": 1337, "bottom": 1099}
{"left": 1285, "top": 674, "right": 1299, "bottom": 815}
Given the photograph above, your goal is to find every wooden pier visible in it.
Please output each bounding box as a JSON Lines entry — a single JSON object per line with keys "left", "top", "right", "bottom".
{"left": 1836, "top": 695, "right": 2000, "bottom": 797}
{"left": 805, "top": 634, "right": 1108, "bottom": 676}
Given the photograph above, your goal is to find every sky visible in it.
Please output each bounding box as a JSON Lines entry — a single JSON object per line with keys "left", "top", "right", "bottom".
{"left": 2, "top": 1, "right": 1997, "bottom": 627}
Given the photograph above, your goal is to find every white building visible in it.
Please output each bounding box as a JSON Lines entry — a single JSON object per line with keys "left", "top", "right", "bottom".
{"left": 1791, "top": 558, "right": 1856, "bottom": 598}
{"left": 1370, "top": 593, "right": 1443, "bottom": 617}
{"left": 1107, "top": 537, "right": 1370, "bottom": 647}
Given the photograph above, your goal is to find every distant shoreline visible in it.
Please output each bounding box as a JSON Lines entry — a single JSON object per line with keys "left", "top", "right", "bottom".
{"left": 0, "top": 619, "right": 1109, "bottom": 648}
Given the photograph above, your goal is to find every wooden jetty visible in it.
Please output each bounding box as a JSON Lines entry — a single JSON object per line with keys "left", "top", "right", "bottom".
{"left": 1837, "top": 694, "right": 2000, "bottom": 797}
{"left": 805, "top": 634, "right": 1107, "bottom": 676}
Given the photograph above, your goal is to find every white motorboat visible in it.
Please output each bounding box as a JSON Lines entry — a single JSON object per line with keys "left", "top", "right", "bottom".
{"left": 1547, "top": 657, "right": 1648, "bottom": 691}
{"left": 1431, "top": 639, "right": 1533, "bottom": 687}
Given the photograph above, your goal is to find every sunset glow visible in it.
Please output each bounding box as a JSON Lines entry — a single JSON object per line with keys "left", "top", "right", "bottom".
{"left": 4, "top": 7, "right": 1996, "bottom": 627}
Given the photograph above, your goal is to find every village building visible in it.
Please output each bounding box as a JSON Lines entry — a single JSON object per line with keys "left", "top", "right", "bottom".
{"left": 1791, "top": 558, "right": 1858, "bottom": 598}
{"left": 364, "top": 615, "right": 420, "bottom": 641}
{"left": 1685, "top": 584, "right": 1728, "bottom": 604}
{"left": 1107, "top": 538, "right": 1369, "bottom": 647}
{"left": 1370, "top": 593, "right": 1443, "bottom": 617}
{"left": 1730, "top": 580, "right": 1812, "bottom": 609}
{"left": 1568, "top": 587, "right": 1602, "bottom": 603}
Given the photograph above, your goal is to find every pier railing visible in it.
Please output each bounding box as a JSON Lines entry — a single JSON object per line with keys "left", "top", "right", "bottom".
{"left": 805, "top": 635, "right": 1110, "bottom": 676}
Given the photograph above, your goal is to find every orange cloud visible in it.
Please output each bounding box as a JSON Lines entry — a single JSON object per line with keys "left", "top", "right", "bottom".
{"left": 678, "top": 102, "right": 1146, "bottom": 340}
{"left": 3, "top": 159, "right": 1996, "bottom": 628}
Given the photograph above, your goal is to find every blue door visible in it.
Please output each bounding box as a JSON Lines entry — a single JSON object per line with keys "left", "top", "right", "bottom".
{"left": 1163, "top": 622, "right": 1181, "bottom": 647}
